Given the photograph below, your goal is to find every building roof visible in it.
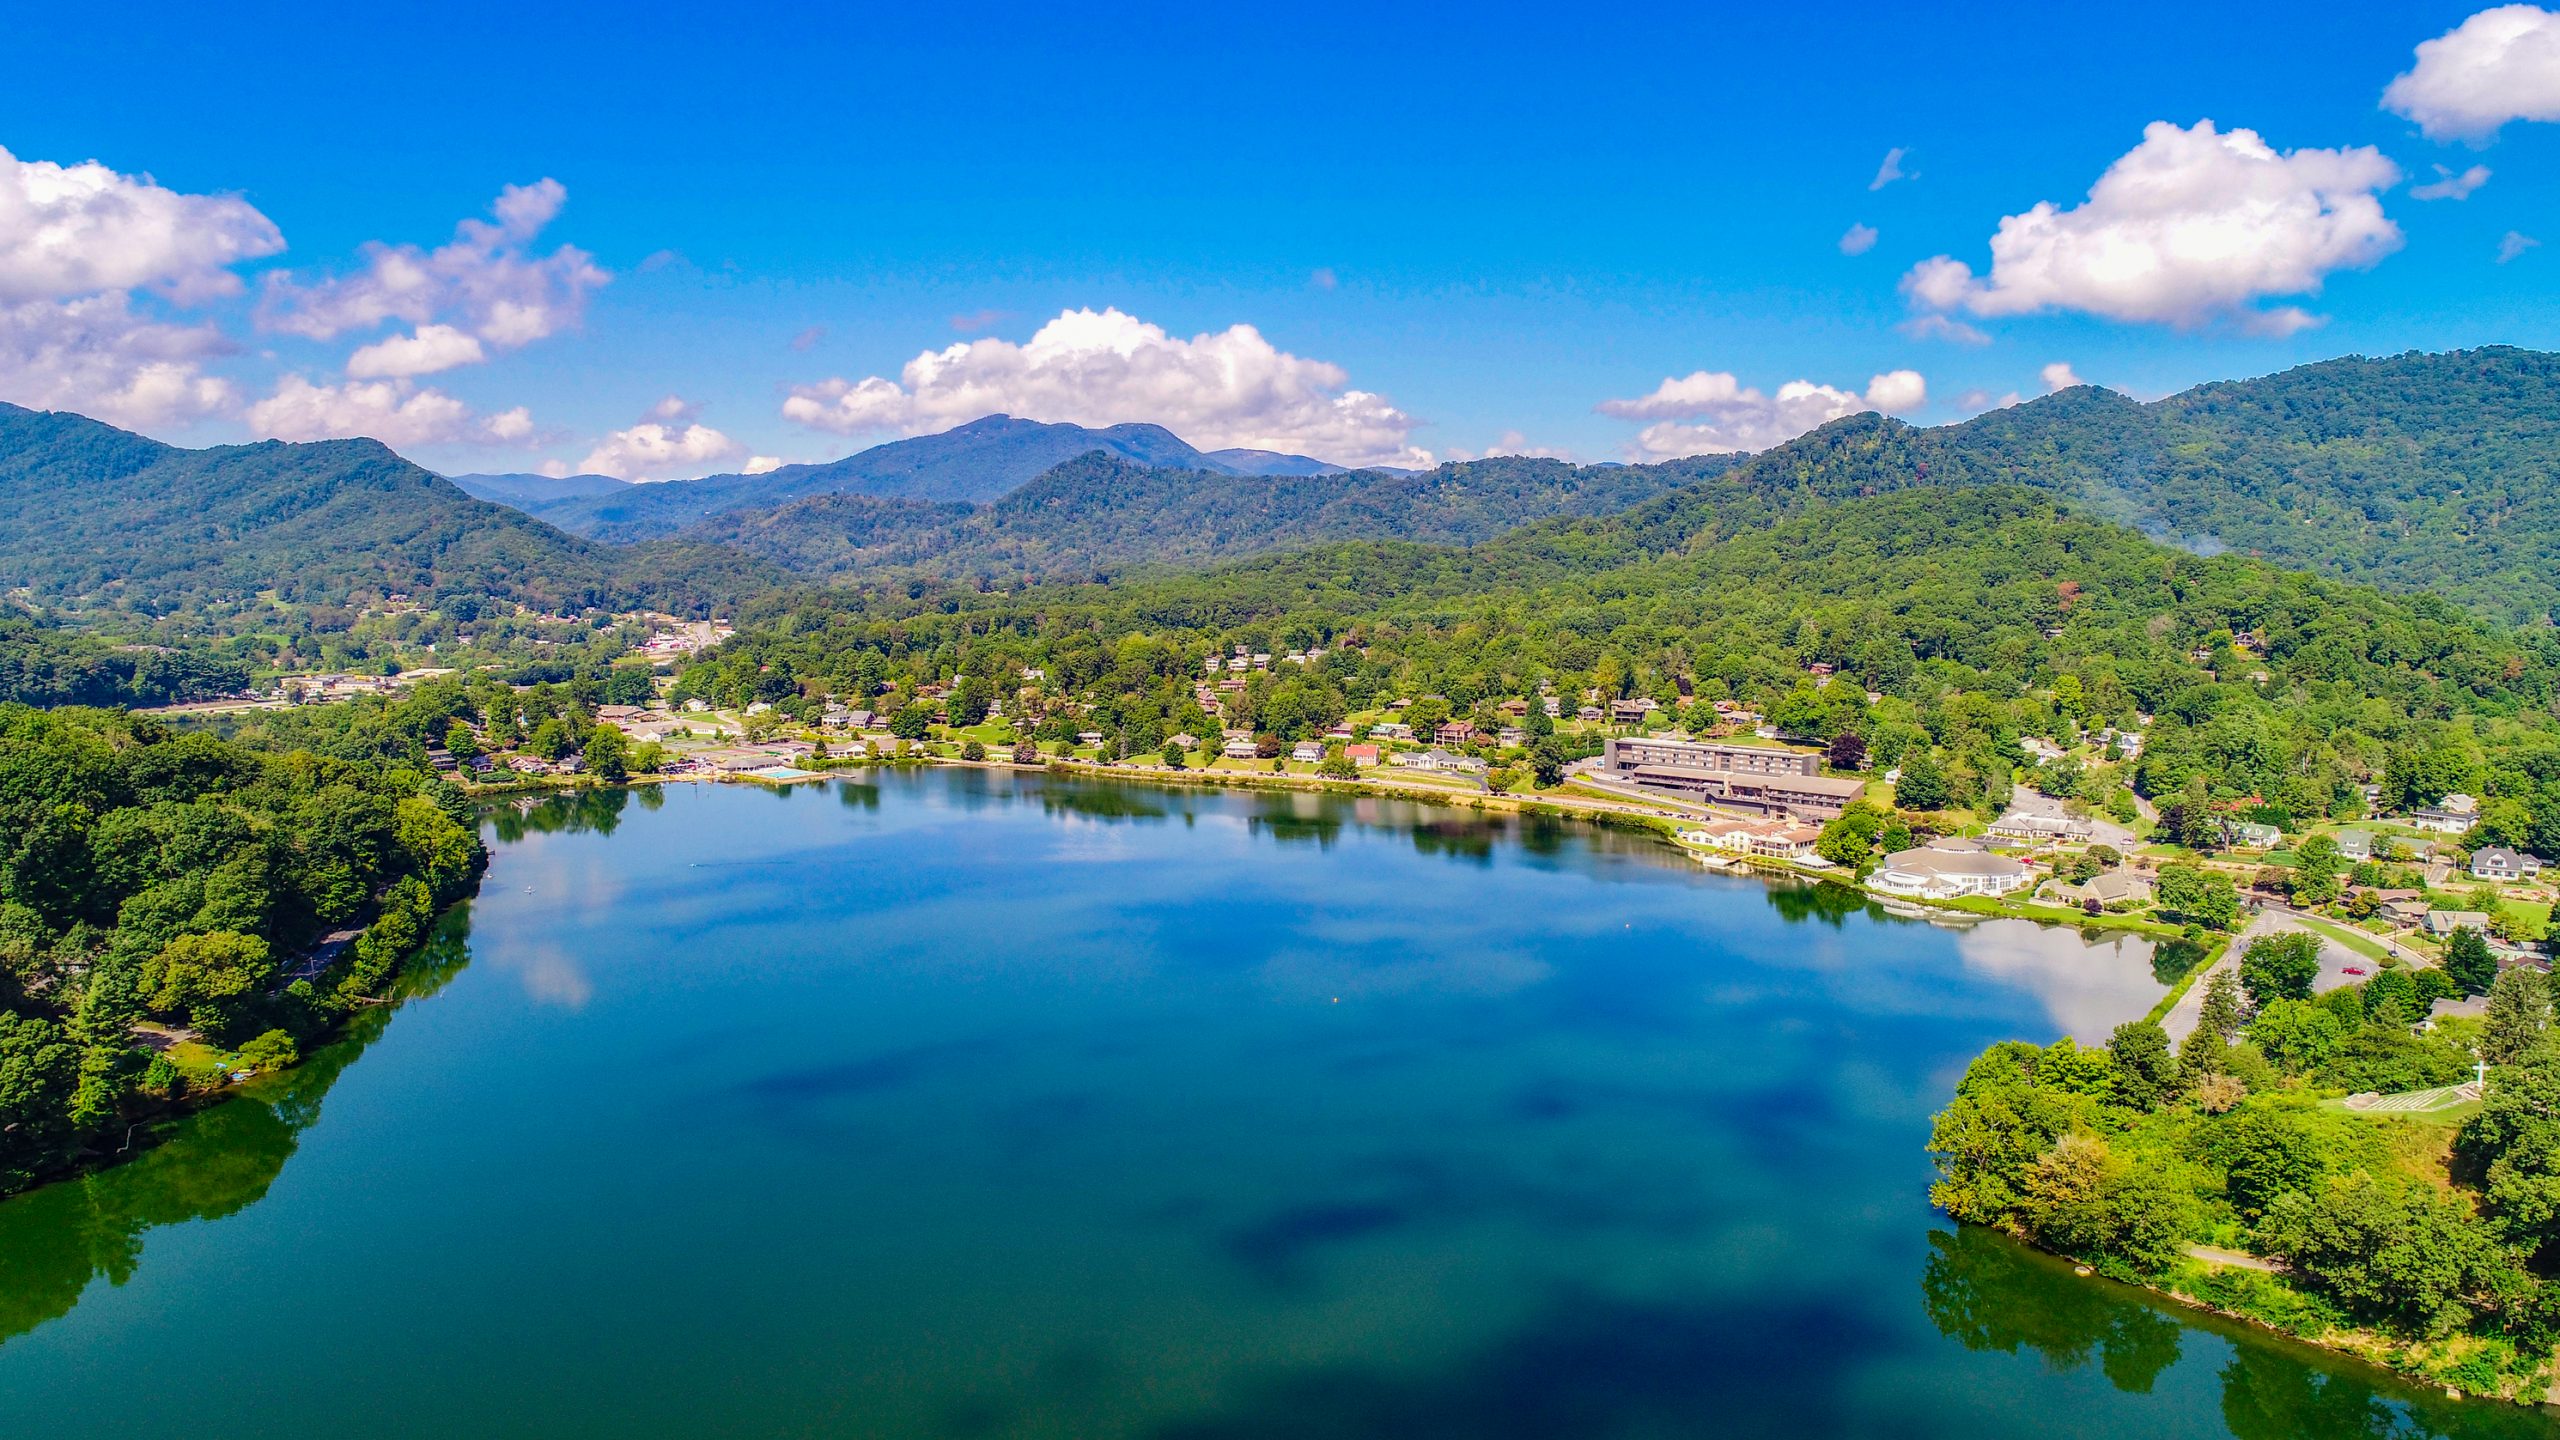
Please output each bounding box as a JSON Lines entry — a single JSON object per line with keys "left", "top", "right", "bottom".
{"left": 1881, "top": 847, "right": 2030, "bottom": 880}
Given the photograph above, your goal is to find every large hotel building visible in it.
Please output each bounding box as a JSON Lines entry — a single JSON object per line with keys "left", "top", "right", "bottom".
{"left": 1599, "top": 736, "right": 1867, "bottom": 820}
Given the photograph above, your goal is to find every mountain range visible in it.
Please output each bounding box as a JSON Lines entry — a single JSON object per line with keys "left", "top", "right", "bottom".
{"left": 480, "top": 415, "right": 1359, "bottom": 542}
{"left": 7, "top": 346, "right": 2560, "bottom": 630}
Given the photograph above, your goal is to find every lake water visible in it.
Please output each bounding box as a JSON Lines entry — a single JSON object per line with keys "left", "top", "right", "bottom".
{"left": 0, "top": 772, "right": 2548, "bottom": 1438}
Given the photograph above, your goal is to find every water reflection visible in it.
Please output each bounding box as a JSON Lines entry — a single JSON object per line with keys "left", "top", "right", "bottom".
{"left": 0, "top": 912, "right": 472, "bottom": 1346}
{"left": 1919, "top": 1226, "right": 2552, "bottom": 1439}
{"left": 1951, "top": 921, "right": 2170, "bottom": 1042}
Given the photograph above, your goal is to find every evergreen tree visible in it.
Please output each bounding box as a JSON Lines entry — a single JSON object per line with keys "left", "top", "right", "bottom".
{"left": 2483, "top": 967, "right": 2551, "bottom": 1064}
{"left": 2447, "top": 926, "right": 2500, "bottom": 998}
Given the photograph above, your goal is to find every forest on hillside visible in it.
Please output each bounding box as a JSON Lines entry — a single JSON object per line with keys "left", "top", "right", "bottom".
{"left": 689, "top": 485, "right": 2560, "bottom": 845}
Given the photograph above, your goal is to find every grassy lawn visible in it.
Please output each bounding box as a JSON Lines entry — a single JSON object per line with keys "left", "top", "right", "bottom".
{"left": 2294, "top": 915, "right": 2394, "bottom": 963}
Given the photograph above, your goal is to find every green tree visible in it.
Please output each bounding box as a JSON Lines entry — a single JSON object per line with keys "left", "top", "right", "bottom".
{"left": 1894, "top": 753, "right": 1951, "bottom": 811}
{"left": 584, "top": 724, "right": 630, "bottom": 783}
{"left": 2257, "top": 1173, "right": 2522, "bottom": 1337}
{"left": 2290, "top": 834, "right": 2344, "bottom": 906}
{"left": 2248, "top": 998, "right": 2345, "bottom": 1074}
{"left": 2239, "top": 932, "right": 2321, "bottom": 1008}
{"left": 2156, "top": 862, "right": 2240, "bottom": 930}
{"left": 2445, "top": 925, "right": 2499, "bottom": 997}
{"left": 138, "top": 931, "right": 271, "bottom": 1036}
{"left": 1816, "top": 801, "right": 1889, "bottom": 870}
{"left": 2106, "top": 1020, "right": 2177, "bottom": 1110}
{"left": 2194, "top": 967, "right": 2246, "bottom": 1045}
{"left": 2481, "top": 967, "right": 2551, "bottom": 1064}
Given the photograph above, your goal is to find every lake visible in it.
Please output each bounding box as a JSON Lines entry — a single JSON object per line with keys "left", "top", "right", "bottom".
{"left": 0, "top": 771, "right": 2547, "bottom": 1438}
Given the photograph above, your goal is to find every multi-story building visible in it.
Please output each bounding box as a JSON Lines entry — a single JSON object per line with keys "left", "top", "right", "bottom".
{"left": 1600, "top": 737, "right": 1865, "bottom": 820}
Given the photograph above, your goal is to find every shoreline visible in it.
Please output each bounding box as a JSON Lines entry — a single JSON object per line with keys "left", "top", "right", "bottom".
{"left": 1983, "top": 1221, "right": 2554, "bottom": 1407}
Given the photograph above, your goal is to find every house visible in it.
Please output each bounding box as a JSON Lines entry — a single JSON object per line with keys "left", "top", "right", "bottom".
{"left": 2472, "top": 846, "right": 2543, "bottom": 882}
{"left": 1609, "top": 698, "right": 1659, "bottom": 724}
{"left": 2409, "top": 793, "right": 2482, "bottom": 834}
{"left": 1869, "top": 838, "right": 2034, "bottom": 900}
{"left": 2379, "top": 898, "right": 2432, "bottom": 926}
{"left": 1394, "top": 749, "right": 1485, "bottom": 775}
{"left": 1987, "top": 790, "right": 2093, "bottom": 843}
{"left": 2050, "top": 870, "right": 2154, "bottom": 908}
{"left": 1344, "top": 744, "right": 1382, "bottom": 767}
{"left": 1497, "top": 727, "right": 1527, "bottom": 748}
{"left": 1291, "top": 741, "right": 1325, "bottom": 764}
{"left": 2424, "top": 910, "right": 2494, "bottom": 938}
{"left": 1370, "top": 722, "right": 1414, "bottom": 741}
{"left": 1543, "top": 695, "right": 1562, "bottom": 717}
{"left": 1577, "top": 705, "right": 1604, "bottom": 723}
{"left": 1436, "top": 720, "right": 1478, "bottom": 745}
{"left": 1749, "top": 823, "right": 1828, "bottom": 863}
{"left": 1222, "top": 736, "right": 1260, "bottom": 759}
{"left": 1076, "top": 731, "right": 1106, "bottom": 747}
{"left": 1168, "top": 733, "right": 1200, "bottom": 751}
{"left": 598, "top": 704, "right": 648, "bottom": 722}
{"left": 2333, "top": 829, "right": 2373, "bottom": 861}
{"left": 2225, "top": 821, "right": 2283, "bottom": 850}
{"left": 2019, "top": 737, "right": 2065, "bottom": 763}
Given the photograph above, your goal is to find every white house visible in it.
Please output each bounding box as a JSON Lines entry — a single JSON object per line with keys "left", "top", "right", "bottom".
{"left": 1290, "top": 741, "right": 1325, "bottom": 763}
{"left": 1869, "top": 840, "right": 2033, "bottom": 900}
{"left": 2471, "top": 846, "right": 2543, "bottom": 882}
{"left": 2410, "top": 793, "right": 2482, "bottom": 834}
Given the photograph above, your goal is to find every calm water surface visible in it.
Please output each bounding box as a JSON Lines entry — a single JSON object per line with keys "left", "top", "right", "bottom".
{"left": 0, "top": 772, "right": 2548, "bottom": 1438}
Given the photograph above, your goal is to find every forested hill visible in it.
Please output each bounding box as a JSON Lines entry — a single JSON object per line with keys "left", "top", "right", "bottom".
{"left": 0, "top": 404, "right": 776, "bottom": 621}
{"left": 1605, "top": 346, "right": 2560, "bottom": 623}
{"left": 707, "top": 481, "right": 2549, "bottom": 832}
{"left": 680, "top": 451, "right": 1733, "bottom": 583}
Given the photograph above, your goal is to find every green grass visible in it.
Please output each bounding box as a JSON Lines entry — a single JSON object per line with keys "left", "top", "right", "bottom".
{"left": 2293, "top": 915, "right": 2394, "bottom": 963}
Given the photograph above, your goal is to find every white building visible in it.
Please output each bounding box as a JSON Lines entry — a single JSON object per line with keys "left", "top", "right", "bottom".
{"left": 1869, "top": 840, "right": 2034, "bottom": 900}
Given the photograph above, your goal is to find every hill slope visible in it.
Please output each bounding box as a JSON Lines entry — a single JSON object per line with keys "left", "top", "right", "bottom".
{"left": 0, "top": 404, "right": 771, "bottom": 619}
{"left": 1595, "top": 346, "right": 2560, "bottom": 623}
{"left": 680, "top": 451, "right": 1734, "bottom": 581}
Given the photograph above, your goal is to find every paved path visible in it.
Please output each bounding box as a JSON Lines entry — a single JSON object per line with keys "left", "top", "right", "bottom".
{"left": 2162, "top": 907, "right": 2434, "bottom": 1044}
{"left": 2185, "top": 1244, "right": 2279, "bottom": 1273}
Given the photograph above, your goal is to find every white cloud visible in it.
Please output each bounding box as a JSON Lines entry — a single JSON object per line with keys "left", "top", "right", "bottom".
{"left": 2041, "top": 361, "right": 2085, "bottom": 391}
{"left": 0, "top": 145, "right": 282, "bottom": 305}
{"left": 346, "top": 323, "right": 486, "bottom": 378}
{"left": 2411, "top": 162, "right": 2494, "bottom": 199}
{"left": 258, "top": 179, "right": 607, "bottom": 354}
{"left": 0, "top": 293, "right": 239, "bottom": 428}
{"left": 246, "top": 374, "right": 527, "bottom": 449}
{"left": 1899, "top": 313, "right": 1991, "bottom": 345}
{"left": 1598, "top": 369, "right": 1926, "bottom": 460}
{"left": 1839, "top": 223, "right": 1879, "bottom": 256}
{"left": 0, "top": 147, "right": 288, "bottom": 429}
{"left": 576, "top": 419, "right": 744, "bottom": 481}
{"left": 781, "top": 306, "right": 1435, "bottom": 469}
{"left": 2384, "top": 5, "right": 2560, "bottom": 141}
{"left": 1900, "top": 120, "right": 2400, "bottom": 335}
{"left": 742, "top": 455, "right": 785, "bottom": 475}
{"left": 1954, "top": 388, "right": 2025, "bottom": 413}
{"left": 2500, "top": 230, "right": 2542, "bottom": 262}
{"left": 1870, "top": 147, "right": 1910, "bottom": 190}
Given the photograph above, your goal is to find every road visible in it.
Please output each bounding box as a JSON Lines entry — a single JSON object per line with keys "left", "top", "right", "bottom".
{"left": 2160, "top": 906, "right": 2423, "bottom": 1044}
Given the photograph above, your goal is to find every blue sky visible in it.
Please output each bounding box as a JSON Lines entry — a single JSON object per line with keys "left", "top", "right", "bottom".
{"left": 4, "top": 0, "right": 2558, "bottom": 475}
